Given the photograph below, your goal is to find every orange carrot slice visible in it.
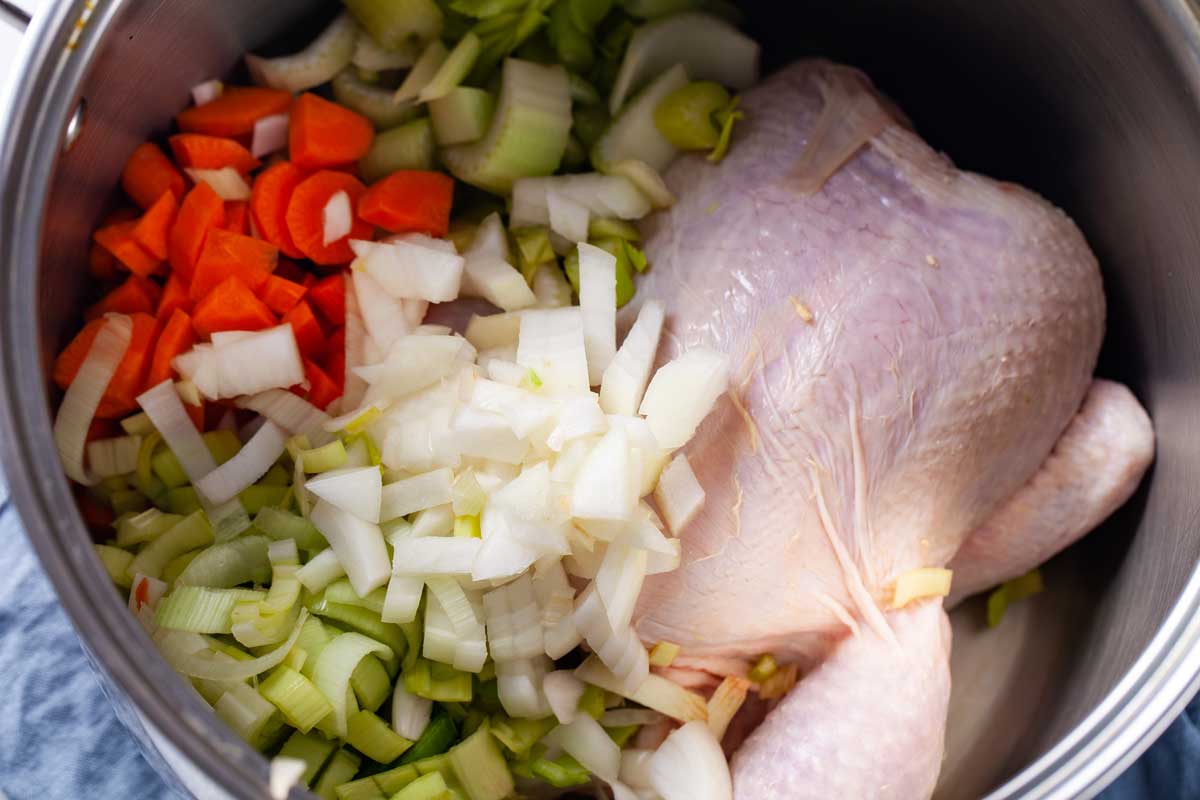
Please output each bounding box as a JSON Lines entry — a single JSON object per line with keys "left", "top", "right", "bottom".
{"left": 93, "top": 221, "right": 161, "bottom": 277}
{"left": 169, "top": 134, "right": 261, "bottom": 174}
{"left": 224, "top": 201, "right": 251, "bottom": 235}
{"left": 359, "top": 170, "right": 454, "bottom": 237}
{"left": 260, "top": 274, "right": 307, "bottom": 315}
{"left": 131, "top": 191, "right": 179, "bottom": 261}
{"left": 285, "top": 171, "right": 372, "bottom": 265}
{"left": 301, "top": 357, "right": 340, "bottom": 410}
{"left": 84, "top": 275, "right": 160, "bottom": 321}
{"left": 192, "top": 276, "right": 278, "bottom": 338}
{"left": 121, "top": 142, "right": 185, "bottom": 210}
{"left": 307, "top": 273, "right": 346, "bottom": 325}
{"left": 147, "top": 308, "right": 197, "bottom": 389}
{"left": 281, "top": 300, "right": 325, "bottom": 359}
{"left": 176, "top": 86, "right": 292, "bottom": 137}
{"left": 156, "top": 272, "right": 192, "bottom": 321}
{"left": 169, "top": 182, "right": 226, "bottom": 280}
{"left": 189, "top": 228, "right": 279, "bottom": 300}
{"left": 289, "top": 93, "right": 374, "bottom": 170}
{"left": 250, "top": 162, "right": 306, "bottom": 259}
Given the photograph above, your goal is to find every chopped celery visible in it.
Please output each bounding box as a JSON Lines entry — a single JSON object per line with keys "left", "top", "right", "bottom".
{"left": 351, "top": 655, "right": 392, "bottom": 711}
{"left": 588, "top": 217, "right": 640, "bottom": 241}
{"left": 343, "top": 0, "right": 443, "bottom": 51}
{"left": 332, "top": 69, "right": 421, "bottom": 130}
{"left": 442, "top": 58, "right": 572, "bottom": 194}
{"left": 347, "top": 709, "right": 414, "bottom": 763}
{"left": 300, "top": 440, "right": 348, "bottom": 474}
{"left": 547, "top": 0, "right": 594, "bottom": 72}
{"left": 155, "top": 586, "right": 264, "bottom": 632}
{"left": 572, "top": 103, "right": 610, "bottom": 149}
{"left": 205, "top": 430, "right": 243, "bottom": 465}
{"left": 459, "top": 0, "right": 558, "bottom": 83}
{"left": 239, "top": 484, "right": 290, "bottom": 514}
{"left": 255, "top": 506, "right": 328, "bottom": 552}
{"left": 529, "top": 753, "right": 589, "bottom": 788}
{"left": 297, "top": 615, "right": 335, "bottom": 679}
{"left": 278, "top": 730, "right": 337, "bottom": 788}
{"left": 605, "top": 723, "right": 639, "bottom": 747}
{"left": 94, "top": 544, "right": 134, "bottom": 589}
{"left": 214, "top": 682, "right": 286, "bottom": 751}
{"left": 448, "top": 723, "right": 514, "bottom": 800}
{"left": 569, "top": 72, "right": 602, "bottom": 105}
{"left": 134, "top": 431, "right": 165, "bottom": 498}
{"left": 649, "top": 640, "right": 680, "bottom": 667}
{"left": 110, "top": 489, "right": 148, "bottom": 515}
{"left": 245, "top": 12, "right": 357, "bottom": 94}
{"left": 160, "top": 549, "right": 201, "bottom": 585}
{"left": 489, "top": 714, "right": 556, "bottom": 758}
{"left": 453, "top": 515, "right": 481, "bottom": 538}
{"left": 591, "top": 62, "right": 687, "bottom": 173}
{"left": 418, "top": 32, "right": 481, "bottom": 103}
{"left": 391, "top": 771, "right": 449, "bottom": 800}
{"left": 261, "top": 463, "right": 291, "bottom": 487}
{"left": 429, "top": 87, "right": 496, "bottom": 146}
{"left": 121, "top": 411, "right": 156, "bottom": 436}
{"left": 371, "top": 763, "right": 421, "bottom": 794}
{"left": 748, "top": 653, "right": 777, "bottom": 683}
{"left": 128, "top": 511, "right": 215, "bottom": 581}
{"left": 151, "top": 447, "right": 189, "bottom": 489}
{"left": 578, "top": 683, "right": 605, "bottom": 719}
{"left": 360, "top": 118, "right": 436, "bottom": 182}
{"left": 165, "top": 486, "right": 202, "bottom": 515}
{"left": 335, "top": 777, "right": 386, "bottom": 800}
{"left": 987, "top": 569, "right": 1045, "bottom": 627}
{"left": 653, "top": 80, "right": 729, "bottom": 150}
{"left": 311, "top": 599, "right": 409, "bottom": 659}
{"left": 325, "top": 580, "right": 388, "bottom": 616}
{"left": 511, "top": 226, "right": 555, "bottom": 281}
{"left": 259, "top": 665, "right": 335, "bottom": 733}
{"left": 404, "top": 659, "right": 473, "bottom": 702}
{"left": 354, "top": 28, "right": 421, "bottom": 72}
{"left": 314, "top": 748, "right": 363, "bottom": 800}
{"left": 400, "top": 711, "right": 458, "bottom": 764}
{"left": 115, "top": 508, "right": 183, "bottom": 547}
{"left": 564, "top": 238, "right": 635, "bottom": 306}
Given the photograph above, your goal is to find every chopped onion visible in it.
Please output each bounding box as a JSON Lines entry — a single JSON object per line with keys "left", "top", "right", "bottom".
{"left": 600, "top": 300, "right": 664, "bottom": 416}
{"left": 532, "top": 560, "right": 581, "bottom": 659}
{"left": 137, "top": 379, "right": 217, "bottom": 482}
{"left": 706, "top": 676, "right": 751, "bottom": 741}
{"left": 191, "top": 79, "right": 223, "bottom": 106}
{"left": 462, "top": 213, "right": 536, "bottom": 312}
{"left": 578, "top": 243, "right": 617, "bottom": 386}
{"left": 295, "top": 548, "right": 345, "bottom": 594}
{"left": 470, "top": 379, "right": 557, "bottom": 440}
{"left": 572, "top": 426, "right": 634, "bottom": 524}
{"left": 546, "top": 191, "right": 591, "bottom": 245}
{"left": 495, "top": 656, "right": 553, "bottom": 719}
{"left": 356, "top": 335, "right": 472, "bottom": 399}
{"left": 450, "top": 407, "right": 529, "bottom": 465}
{"left": 380, "top": 468, "right": 454, "bottom": 520}
{"left": 595, "top": 540, "right": 648, "bottom": 630}
{"left": 465, "top": 312, "right": 523, "bottom": 350}
{"left": 654, "top": 453, "right": 706, "bottom": 534}
{"left": 392, "top": 536, "right": 482, "bottom": 576}
{"left": 185, "top": 167, "right": 252, "bottom": 200}
{"left": 602, "top": 709, "right": 665, "bottom": 727}
{"left": 195, "top": 421, "right": 288, "bottom": 505}
{"left": 611, "top": 159, "right": 677, "bottom": 209}
{"left": 55, "top": 315, "right": 132, "bottom": 485}
{"left": 575, "top": 655, "right": 708, "bottom": 723}
{"left": 308, "top": 499, "right": 390, "bottom": 597}
{"left": 342, "top": 279, "right": 369, "bottom": 410}
{"left": 235, "top": 389, "right": 332, "bottom": 441}
{"left": 533, "top": 262, "right": 573, "bottom": 309}
{"left": 483, "top": 574, "right": 543, "bottom": 661}
{"left": 543, "top": 670, "right": 585, "bottom": 725}
{"left": 546, "top": 396, "right": 607, "bottom": 455}
{"left": 252, "top": 113, "right": 289, "bottom": 159}
{"left": 86, "top": 434, "right": 142, "bottom": 479}
{"left": 485, "top": 359, "right": 528, "bottom": 386}
{"left": 511, "top": 174, "right": 652, "bottom": 227}
{"left": 411, "top": 504, "right": 455, "bottom": 538}
{"left": 269, "top": 757, "right": 306, "bottom": 800}
{"left": 391, "top": 682, "right": 433, "bottom": 740}
{"left": 426, "top": 576, "right": 487, "bottom": 672}
{"left": 639, "top": 348, "right": 729, "bottom": 449}
{"left": 517, "top": 308, "right": 589, "bottom": 393}
{"left": 574, "top": 584, "right": 649, "bottom": 692}
{"left": 305, "top": 466, "right": 382, "bottom": 523}
{"left": 647, "top": 721, "right": 732, "bottom": 800}
{"left": 174, "top": 325, "right": 305, "bottom": 401}
{"left": 381, "top": 574, "right": 424, "bottom": 624}
{"left": 620, "top": 749, "right": 656, "bottom": 792}
{"left": 352, "top": 270, "right": 414, "bottom": 355}
{"left": 544, "top": 714, "right": 620, "bottom": 783}
{"left": 350, "top": 237, "right": 464, "bottom": 303}
{"left": 319, "top": 190, "right": 352, "bottom": 247}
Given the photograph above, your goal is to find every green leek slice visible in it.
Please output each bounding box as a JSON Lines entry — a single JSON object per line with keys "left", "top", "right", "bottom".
{"left": 350, "top": 655, "right": 392, "bottom": 711}
{"left": 400, "top": 711, "right": 457, "bottom": 764}
{"left": 277, "top": 730, "right": 337, "bottom": 788}
{"left": 260, "top": 665, "right": 335, "bottom": 733}
{"left": 127, "top": 511, "right": 214, "bottom": 581}
{"left": 448, "top": 723, "right": 514, "bottom": 800}
{"left": 313, "top": 748, "right": 362, "bottom": 800}
{"left": 429, "top": 86, "right": 496, "bottom": 146}
{"left": 332, "top": 69, "right": 420, "bottom": 130}
{"left": 115, "top": 508, "right": 183, "bottom": 547}
{"left": 155, "top": 586, "right": 265, "bottom": 633}
{"left": 246, "top": 12, "right": 357, "bottom": 93}
{"left": 95, "top": 544, "right": 134, "bottom": 589}
{"left": 343, "top": 0, "right": 443, "bottom": 51}
{"left": 347, "top": 709, "right": 414, "bottom": 763}
{"left": 360, "top": 118, "right": 436, "bottom": 182}
{"left": 255, "top": 506, "right": 328, "bottom": 552}
{"left": 418, "top": 32, "right": 481, "bottom": 103}
{"left": 175, "top": 534, "right": 270, "bottom": 591}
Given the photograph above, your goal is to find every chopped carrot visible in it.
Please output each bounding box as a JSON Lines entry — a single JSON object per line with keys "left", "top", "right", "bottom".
{"left": 84, "top": 275, "right": 160, "bottom": 321}
{"left": 54, "top": 319, "right": 106, "bottom": 390}
{"left": 359, "top": 171, "right": 454, "bottom": 238}
{"left": 321, "top": 327, "right": 346, "bottom": 391}
{"left": 88, "top": 243, "right": 122, "bottom": 281}
{"left": 285, "top": 171, "right": 372, "bottom": 265}
{"left": 121, "top": 142, "right": 185, "bottom": 210}
{"left": 156, "top": 272, "right": 192, "bottom": 321}
{"left": 169, "top": 182, "right": 225, "bottom": 280}
{"left": 147, "top": 308, "right": 196, "bottom": 389}
{"left": 184, "top": 399, "right": 206, "bottom": 432}
{"left": 302, "top": 358, "right": 340, "bottom": 410}
{"left": 97, "top": 312, "right": 158, "bottom": 418}
{"left": 281, "top": 300, "right": 325, "bottom": 358}
{"left": 273, "top": 258, "right": 307, "bottom": 284}
{"left": 192, "top": 276, "right": 277, "bottom": 338}
{"left": 224, "top": 201, "right": 250, "bottom": 235}
{"left": 189, "top": 228, "right": 278, "bottom": 300}
{"left": 307, "top": 273, "right": 346, "bottom": 325}
{"left": 131, "top": 191, "right": 178, "bottom": 260}
{"left": 260, "top": 274, "right": 307, "bottom": 314}
{"left": 289, "top": 93, "right": 374, "bottom": 170}
{"left": 77, "top": 489, "right": 115, "bottom": 529}
{"left": 169, "top": 134, "right": 260, "bottom": 173}
{"left": 250, "top": 162, "right": 306, "bottom": 259}
{"left": 93, "top": 221, "right": 161, "bottom": 277}
{"left": 176, "top": 86, "right": 291, "bottom": 137}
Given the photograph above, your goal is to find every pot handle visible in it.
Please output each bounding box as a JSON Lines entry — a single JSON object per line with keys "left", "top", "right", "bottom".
{"left": 0, "top": 0, "right": 30, "bottom": 32}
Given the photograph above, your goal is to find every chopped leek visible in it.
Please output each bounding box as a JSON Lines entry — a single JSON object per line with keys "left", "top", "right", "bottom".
{"left": 277, "top": 729, "right": 337, "bottom": 788}
{"left": 529, "top": 753, "right": 590, "bottom": 788}
{"left": 351, "top": 654, "right": 392, "bottom": 711}
{"left": 246, "top": 12, "right": 357, "bottom": 93}
{"left": 311, "top": 599, "right": 408, "bottom": 658}
{"left": 155, "top": 586, "right": 265, "bottom": 633}
{"left": 489, "top": 714, "right": 556, "bottom": 758}
{"left": 987, "top": 568, "right": 1045, "bottom": 627}
{"left": 648, "top": 640, "right": 679, "bottom": 667}
{"left": 127, "top": 511, "right": 215, "bottom": 581}
{"left": 260, "top": 665, "right": 335, "bottom": 733}
{"left": 360, "top": 118, "right": 437, "bottom": 182}
{"left": 400, "top": 711, "right": 458, "bottom": 764}
{"left": 748, "top": 653, "right": 777, "bottom": 683}
{"left": 591, "top": 63, "right": 687, "bottom": 173}
{"left": 299, "top": 440, "right": 349, "bottom": 474}
{"left": 256, "top": 506, "right": 328, "bottom": 552}
{"left": 110, "top": 489, "right": 148, "bottom": 515}
{"left": 347, "top": 709, "right": 414, "bottom": 763}
{"left": 370, "top": 763, "right": 421, "bottom": 795}
{"left": 313, "top": 748, "right": 362, "bottom": 800}
{"left": 404, "top": 658, "right": 474, "bottom": 702}
{"left": 391, "top": 771, "right": 448, "bottom": 800}
{"left": 176, "top": 534, "right": 271, "bottom": 587}
{"left": 312, "top": 631, "right": 395, "bottom": 737}
{"left": 395, "top": 39, "right": 450, "bottom": 104}
{"left": 418, "top": 32, "right": 481, "bottom": 103}
{"left": 165, "top": 486, "right": 202, "bottom": 515}
{"left": 429, "top": 86, "right": 496, "bottom": 146}
{"left": 215, "top": 682, "right": 287, "bottom": 751}
{"left": 448, "top": 723, "right": 515, "bottom": 800}
{"left": 115, "top": 508, "right": 183, "bottom": 547}
{"left": 95, "top": 544, "right": 134, "bottom": 589}
{"left": 332, "top": 69, "right": 421, "bottom": 130}
{"left": 325, "top": 578, "right": 388, "bottom": 615}
{"left": 342, "top": 0, "right": 443, "bottom": 51}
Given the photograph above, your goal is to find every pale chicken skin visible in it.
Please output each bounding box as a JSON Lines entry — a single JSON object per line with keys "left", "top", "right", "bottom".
{"left": 626, "top": 61, "right": 1155, "bottom": 797}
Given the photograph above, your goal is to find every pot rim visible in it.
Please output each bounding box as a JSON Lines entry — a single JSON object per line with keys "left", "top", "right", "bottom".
{"left": 2, "top": 2, "right": 1200, "bottom": 798}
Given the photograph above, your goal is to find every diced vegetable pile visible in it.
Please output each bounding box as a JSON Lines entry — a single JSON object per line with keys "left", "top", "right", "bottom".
{"left": 53, "top": 1, "right": 764, "bottom": 798}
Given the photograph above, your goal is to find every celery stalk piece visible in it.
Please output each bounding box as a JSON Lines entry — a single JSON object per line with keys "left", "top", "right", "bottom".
{"left": 370, "top": 764, "right": 421, "bottom": 795}
{"left": 95, "top": 544, "right": 134, "bottom": 589}
{"left": 429, "top": 86, "right": 496, "bottom": 146}
{"left": 278, "top": 730, "right": 337, "bottom": 788}
{"left": 246, "top": 12, "right": 357, "bottom": 93}
{"left": 347, "top": 709, "right": 414, "bottom": 763}
{"left": 344, "top": 0, "right": 443, "bottom": 52}
{"left": 359, "top": 118, "right": 436, "bottom": 182}
{"left": 324, "top": 578, "right": 388, "bottom": 615}
{"left": 313, "top": 748, "right": 362, "bottom": 800}
{"left": 312, "top": 631, "right": 394, "bottom": 737}
{"left": 489, "top": 714, "right": 557, "bottom": 759}
{"left": 296, "top": 615, "right": 334, "bottom": 680}
{"left": 332, "top": 69, "right": 422, "bottom": 130}
{"left": 298, "top": 440, "right": 348, "bottom": 473}
{"left": 391, "top": 771, "right": 448, "bottom": 800}
{"left": 155, "top": 586, "right": 265, "bottom": 633}
{"left": 335, "top": 777, "right": 386, "bottom": 800}
{"left": 312, "top": 598, "right": 409, "bottom": 658}
{"left": 238, "top": 484, "right": 290, "bottom": 515}
{"left": 259, "top": 665, "right": 335, "bottom": 733}
{"left": 352, "top": 25, "right": 421, "bottom": 71}
{"left": 176, "top": 534, "right": 271, "bottom": 588}
{"left": 987, "top": 568, "right": 1045, "bottom": 627}
{"left": 115, "top": 508, "right": 184, "bottom": 547}
{"left": 151, "top": 446, "right": 190, "bottom": 489}
{"left": 591, "top": 63, "right": 688, "bottom": 173}
{"left": 395, "top": 39, "right": 449, "bottom": 104}
{"left": 350, "top": 654, "right": 392, "bottom": 711}
{"left": 529, "top": 754, "right": 590, "bottom": 788}
{"left": 448, "top": 723, "right": 515, "bottom": 800}
{"left": 127, "top": 511, "right": 215, "bottom": 581}
{"left": 607, "top": 11, "right": 759, "bottom": 115}
{"left": 418, "top": 32, "right": 481, "bottom": 103}
{"left": 214, "top": 682, "right": 285, "bottom": 751}
{"left": 255, "top": 506, "right": 329, "bottom": 552}
{"left": 164, "top": 486, "right": 202, "bottom": 515}
{"left": 400, "top": 711, "right": 457, "bottom": 764}
{"left": 442, "top": 58, "right": 572, "bottom": 194}
{"left": 109, "top": 489, "right": 148, "bottom": 516}
{"left": 204, "top": 429, "right": 244, "bottom": 465}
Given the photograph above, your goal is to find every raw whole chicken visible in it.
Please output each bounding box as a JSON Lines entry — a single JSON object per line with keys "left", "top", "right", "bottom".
{"left": 627, "top": 60, "right": 1155, "bottom": 798}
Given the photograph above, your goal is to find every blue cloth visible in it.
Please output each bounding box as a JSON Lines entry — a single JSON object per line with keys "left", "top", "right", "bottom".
{"left": 0, "top": 467, "right": 1192, "bottom": 800}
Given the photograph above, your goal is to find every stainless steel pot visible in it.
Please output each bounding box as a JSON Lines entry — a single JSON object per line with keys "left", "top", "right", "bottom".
{"left": 2, "top": 1, "right": 1200, "bottom": 797}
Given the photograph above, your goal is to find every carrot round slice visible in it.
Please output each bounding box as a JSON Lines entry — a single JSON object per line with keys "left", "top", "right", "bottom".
{"left": 169, "top": 182, "right": 226, "bottom": 280}
{"left": 192, "top": 276, "right": 277, "bottom": 338}
{"left": 285, "top": 171, "right": 372, "bottom": 265}
{"left": 121, "top": 142, "right": 185, "bottom": 210}
{"left": 251, "top": 162, "right": 306, "bottom": 259}
{"left": 289, "top": 93, "right": 374, "bottom": 170}
{"left": 147, "top": 308, "right": 196, "bottom": 389}
{"left": 169, "top": 134, "right": 261, "bottom": 173}
{"left": 176, "top": 86, "right": 292, "bottom": 137}
{"left": 84, "top": 275, "right": 160, "bottom": 321}
{"left": 359, "top": 170, "right": 454, "bottom": 237}
{"left": 131, "top": 191, "right": 179, "bottom": 260}
{"left": 189, "top": 228, "right": 279, "bottom": 300}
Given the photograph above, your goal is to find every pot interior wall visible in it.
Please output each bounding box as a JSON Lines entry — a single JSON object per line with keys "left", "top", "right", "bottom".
{"left": 36, "top": 0, "right": 1200, "bottom": 797}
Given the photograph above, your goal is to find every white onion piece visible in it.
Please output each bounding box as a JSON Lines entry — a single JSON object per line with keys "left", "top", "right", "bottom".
{"left": 381, "top": 574, "right": 424, "bottom": 624}
{"left": 295, "top": 548, "right": 345, "bottom": 593}
{"left": 195, "top": 421, "right": 288, "bottom": 505}
{"left": 544, "top": 714, "right": 621, "bottom": 783}
{"left": 357, "top": 335, "right": 472, "bottom": 399}
{"left": 483, "top": 574, "right": 544, "bottom": 661}
{"left": 392, "top": 536, "right": 482, "bottom": 576}
{"left": 342, "top": 279, "right": 369, "bottom": 410}
{"left": 252, "top": 113, "right": 289, "bottom": 159}
{"left": 380, "top": 468, "right": 454, "bottom": 520}
{"left": 532, "top": 560, "right": 581, "bottom": 659}
{"left": 470, "top": 379, "right": 556, "bottom": 439}
{"left": 464, "top": 312, "right": 523, "bottom": 350}
{"left": 312, "top": 630, "right": 392, "bottom": 738}
{"left": 308, "top": 499, "right": 390, "bottom": 597}
{"left": 543, "top": 670, "right": 585, "bottom": 724}
{"left": 533, "top": 262, "right": 573, "bottom": 309}
{"left": 411, "top": 504, "right": 455, "bottom": 538}
{"left": 185, "top": 167, "right": 252, "bottom": 200}
{"left": 426, "top": 576, "right": 488, "bottom": 672}
{"left": 322, "top": 190, "right": 353, "bottom": 246}
{"left": 245, "top": 12, "right": 357, "bottom": 93}
{"left": 639, "top": 348, "right": 730, "bottom": 449}
{"left": 174, "top": 325, "right": 305, "bottom": 401}
{"left": 595, "top": 540, "right": 648, "bottom": 630}
{"left": 269, "top": 757, "right": 306, "bottom": 800}
{"left": 611, "top": 159, "right": 676, "bottom": 209}
{"left": 305, "top": 466, "right": 382, "bottom": 523}
{"left": 647, "top": 722, "right": 732, "bottom": 800}
{"left": 462, "top": 213, "right": 536, "bottom": 312}
{"left": 600, "top": 300, "right": 664, "bottom": 416}
{"left": 654, "top": 453, "right": 706, "bottom": 534}
{"left": 86, "top": 435, "right": 141, "bottom": 479}
{"left": 352, "top": 270, "right": 414, "bottom": 357}
{"left": 546, "top": 191, "right": 590, "bottom": 245}
{"left": 137, "top": 379, "right": 217, "bottom": 482}
{"left": 547, "top": 395, "right": 608, "bottom": 453}
{"left": 486, "top": 359, "right": 528, "bottom": 386}
{"left": 574, "top": 584, "right": 649, "bottom": 692}
{"left": 191, "top": 79, "right": 223, "bottom": 106}
{"left": 495, "top": 656, "right": 553, "bottom": 719}
{"left": 391, "top": 682, "right": 433, "bottom": 740}
{"left": 620, "top": 749, "right": 656, "bottom": 791}
{"left": 55, "top": 315, "right": 132, "bottom": 485}
{"left": 450, "top": 407, "right": 529, "bottom": 464}
{"left": 511, "top": 174, "right": 652, "bottom": 227}
{"left": 602, "top": 709, "right": 665, "bottom": 727}
{"left": 350, "top": 237, "right": 465, "bottom": 303}
{"left": 577, "top": 243, "right": 617, "bottom": 385}
{"left": 235, "top": 389, "right": 332, "bottom": 442}
{"left": 517, "top": 308, "right": 589, "bottom": 393}
{"left": 572, "top": 426, "right": 634, "bottom": 524}
{"left": 576, "top": 655, "right": 708, "bottom": 723}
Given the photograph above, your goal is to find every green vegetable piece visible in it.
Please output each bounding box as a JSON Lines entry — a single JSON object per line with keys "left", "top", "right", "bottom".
{"left": 371, "top": 763, "right": 421, "bottom": 795}
{"left": 453, "top": 514, "right": 481, "bottom": 538}
{"left": 568, "top": 238, "right": 636, "bottom": 305}
{"left": 128, "top": 510, "right": 215, "bottom": 581}
{"left": 360, "top": 118, "right": 437, "bottom": 182}
{"left": 653, "top": 80, "right": 730, "bottom": 150}
{"left": 562, "top": 134, "right": 588, "bottom": 169}
{"left": 255, "top": 506, "right": 328, "bottom": 552}
{"left": 160, "top": 549, "right": 201, "bottom": 584}
{"left": 335, "top": 776, "right": 385, "bottom": 800}
{"left": 448, "top": 723, "right": 514, "bottom": 800}
{"left": 342, "top": 0, "right": 443, "bottom": 51}
{"left": 568, "top": 72, "right": 602, "bottom": 105}
{"left": 529, "top": 753, "right": 589, "bottom": 788}
{"left": 204, "top": 429, "right": 242, "bottom": 465}
{"left": 332, "top": 69, "right": 422, "bottom": 130}
{"left": 296, "top": 615, "right": 334, "bottom": 680}
{"left": 748, "top": 653, "right": 777, "bottom": 683}
{"left": 400, "top": 712, "right": 458, "bottom": 764}
{"left": 150, "top": 447, "right": 189, "bottom": 490}
{"left": 260, "top": 463, "right": 291, "bottom": 487}
{"left": 300, "top": 440, "right": 348, "bottom": 474}
{"left": 134, "top": 431, "right": 165, "bottom": 498}
{"left": 277, "top": 729, "right": 337, "bottom": 788}
{"left": 110, "top": 489, "right": 148, "bottom": 516}
{"left": 391, "top": 771, "right": 450, "bottom": 800}
{"left": 314, "top": 747, "right": 363, "bottom": 800}
{"left": 419, "top": 32, "right": 481, "bottom": 103}
{"left": 511, "top": 225, "right": 555, "bottom": 282}
{"left": 326, "top": 578, "right": 388, "bottom": 615}
{"left": 707, "top": 95, "right": 742, "bottom": 163}
{"left": 95, "top": 544, "right": 134, "bottom": 589}
{"left": 155, "top": 585, "right": 264, "bottom": 632}
{"left": 310, "top": 599, "right": 409, "bottom": 659}
{"left": 116, "top": 508, "right": 184, "bottom": 548}
{"left": 987, "top": 568, "right": 1045, "bottom": 628}
{"left": 489, "top": 714, "right": 556, "bottom": 758}
{"left": 347, "top": 709, "right": 414, "bottom": 763}
{"left": 259, "top": 665, "right": 335, "bottom": 733}
{"left": 572, "top": 104, "right": 610, "bottom": 150}
{"left": 588, "top": 217, "right": 640, "bottom": 241}
{"left": 164, "top": 486, "right": 202, "bottom": 515}
{"left": 548, "top": 1, "right": 594, "bottom": 72}
{"left": 605, "top": 723, "right": 639, "bottom": 747}
{"left": 578, "top": 683, "right": 605, "bottom": 719}
{"left": 239, "top": 484, "right": 289, "bottom": 515}
{"left": 351, "top": 655, "right": 393, "bottom": 712}
{"left": 429, "top": 86, "right": 496, "bottom": 147}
